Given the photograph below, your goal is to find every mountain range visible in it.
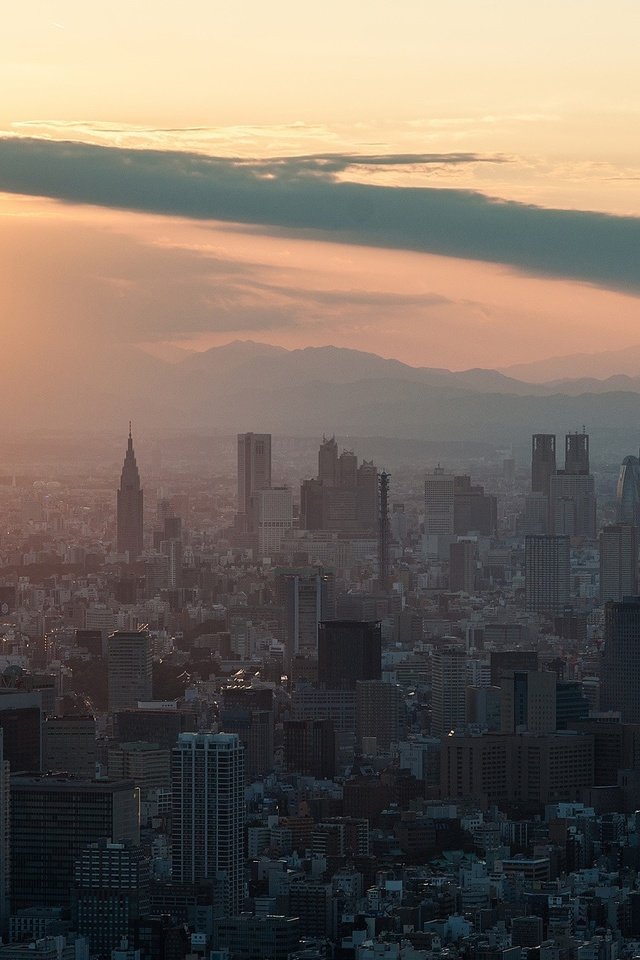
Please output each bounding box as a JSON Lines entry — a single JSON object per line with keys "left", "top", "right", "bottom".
{"left": 9, "top": 339, "right": 640, "bottom": 453}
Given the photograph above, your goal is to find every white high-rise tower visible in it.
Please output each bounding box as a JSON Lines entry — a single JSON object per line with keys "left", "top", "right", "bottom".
{"left": 171, "top": 733, "right": 245, "bottom": 916}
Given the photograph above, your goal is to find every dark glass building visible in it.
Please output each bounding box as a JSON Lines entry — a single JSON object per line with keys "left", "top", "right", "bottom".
{"left": 317, "top": 620, "right": 382, "bottom": 690}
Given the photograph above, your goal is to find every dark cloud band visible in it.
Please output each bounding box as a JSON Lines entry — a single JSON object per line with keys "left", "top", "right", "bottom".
{"left": 0, "top": 136, "right": 638, "bottom": 294}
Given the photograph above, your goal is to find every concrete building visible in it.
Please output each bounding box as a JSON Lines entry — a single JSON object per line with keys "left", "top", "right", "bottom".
{"left": 600, "top": 524, "right": 638, "bottom": 602}
{"left": 10, "top": 775, "right": 140, "bottom": 910}
{"left": 317, "top": 620, "right": 381, "bottom": 690}
{"left": 171, "top": 733, "right": 245, "bottom": 917}
{"left": 107, "top": 631, "right": 153, "bottom": 714}
{"left": 431, "top": 649, "right": 468, "bottom": 736}
{"left": 424, "top": 468, "right": 455, "bottom": 536}
{"left": 525, "top": 535, "right": 570, "bottom": 614}
{"left": 255, "top": 487, "right": 293, "bottom": 556}
{"left": 43, "top": 715, "right": 96, "bottom": 777}
{"left": 355, "top": 680, "right": 404, "bottom": 751}
{"left": 237, "top": 432, "right": 271, "bottom": 532}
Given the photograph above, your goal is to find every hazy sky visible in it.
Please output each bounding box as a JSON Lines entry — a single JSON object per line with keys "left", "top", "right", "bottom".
{"left": 1, "top": 0, "right": 639, "bottom": 372}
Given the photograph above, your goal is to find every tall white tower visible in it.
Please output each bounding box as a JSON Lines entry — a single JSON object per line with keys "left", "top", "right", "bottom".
{"left": 171, "top": 733, "right": 245, "bottom": 916}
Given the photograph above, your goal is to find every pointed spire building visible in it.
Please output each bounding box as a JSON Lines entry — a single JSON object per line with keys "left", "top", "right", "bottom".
{"left": 117, "top": 425, "right": 144, "bottom": 558}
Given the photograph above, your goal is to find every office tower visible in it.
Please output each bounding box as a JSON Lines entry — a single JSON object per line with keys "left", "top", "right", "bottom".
{"left": 317, "top": 620, "right": 381, "bottom": 690}
{"left": 0, "top": 733, "right": 9, "bottom": 935}
{"left": 565, "top": 431, "right": 589, "bottom": 474}
{"left": 601, "top": 598, "right": 640, "bottom": 722}
{"left": 617, "top": 455, "right": 640, "bottom": 526}
{"left": 107, "top": 742, "right": 171, "bottom": 793}
{"left": 255, "top": 487, "right": 293, "bottom": 556}
{"left": 283, "top": 719, "right": 335, "bottom": 779}
{"left": 275, "top": 567, "right": 335, "bottom": 665}
{"left": 377, "top": 471, "right": 391, "bottom": 589}
{"left": 531, "top": 434, "right": 556, "bottom": 495}
{"left": 212, "top": 916, "right": 300, "bottom": 960}
{"left": 500, "top": 670, "right": 557, "bottom": 734}
{"left": 113, "top": 705, "right": 197, "bottom": 748}
{"left": 10, "top": 775, "right": 140, "bottom": 910}
{"left": 490, "top": 650, "right": 539, "bottom": 686}
{"left": 219, "top": 708, "right": 274, "bottom": 780}
{"left": 237, "top": 432, "right": 271, "bottom": 531}
{"left": 600, "top": 524, "right": 638, "bottom": 602}
{"left": 555, "top": 680, "right": 589, "bottom": 729}
{"left": 160, "top": 538, "right": 182, "bottom": 590}
{"left": 522, "top": 492, "right": 549, "bottom": 535}
{"left": 449, "top": 540, "right": 478, "bottom": 593}
{"left": 453, "top": 476, "right": 497, "bottom": 536}
{"left": 117, "top": 425, "right": 144, "bottom": 559}
{"left": 72, "top": 840, "right": 150, "bottom": 957}
{"left": 43, "top": 715, "right": 97, "bottom": 777}
{"left": 107, "top": 630, "right": 153, "bottom": 714}
{"left": 549, "top": 472, "right": 597, "bottom": 538}
{"left": 355, "top": 680, "right": 404, "bottom": 750}
{"left": 431, "top": 649, "right": 468, "bottom": 735}
{"left": 424, "top": 467, "right": 455, "bottom": 535}
{"left": 318, "top": 435, "right": 338, "bottom": 484}
{"left": 301, "top": 440, "right": 378, "bottom": 533}
{"left": 0, "top": 692, "right": 41, "bottom": 772}
{"left": 524, "top": 535, "right": 570, "bottom": 613}
{"left": 171, "top": 733, "right": 245, "bottom": 917}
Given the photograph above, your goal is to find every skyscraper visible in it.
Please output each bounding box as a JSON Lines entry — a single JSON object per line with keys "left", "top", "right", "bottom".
{"left": 237, "top": 433, "right": 271, "bottom": 531}
{"left": 107, "top": 630, "right": 153, "bottom": 714}
{"left": 255, "top": 487, "right": 293, "bottom": 556}
{"left": 525, "top": 535, "right": 570, "bottom": 613}
{"left": 431, "top": 648, "right": 467, "bottom": 735}
{"left": 317, "top": 620, "right": 382, "bottom": 690}
{"left": 0, "top": 732, "right": 9, "bottom": 935}
{"left": 617, "top": 455, "right": 640, "bottom": 526}
{"left": 10, "top": 775, "right": 140, "bottom": 911}
{"left": 275, "top": 566, "right": 335, "bottom": 665}
{"left": 600, "top": 524, "right": 638, "bottom": 603}
{"left": 424, "top": 467, "right": 455, "bottom": 536}
{"left": 601, "top": 597, "right": 640, "bottom": 722}
{"left": 531, "top": 434, "right": 556, "bottom": 495}
{"left": 171, "top": 733, "right": 245, "bottom": 917}
{"left": 117, "top": 425, "right": 144, "bottom": 559}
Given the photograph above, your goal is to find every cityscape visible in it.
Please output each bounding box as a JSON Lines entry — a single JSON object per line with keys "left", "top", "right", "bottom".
{"left": 2, "top": 1, "right": 640, "bottom": 959}
{"left": 0, "top": 423, "right": 639, "bottom": 960}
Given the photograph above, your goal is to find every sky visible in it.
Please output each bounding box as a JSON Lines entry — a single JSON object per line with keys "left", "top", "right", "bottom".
{"left": 1, "top": 0, "right": 639, "bottom": 375}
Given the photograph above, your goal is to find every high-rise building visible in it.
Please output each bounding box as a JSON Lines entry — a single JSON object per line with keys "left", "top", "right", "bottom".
{"left": 531, "top": 434, "right": 556, "bottom": 495}
{"left": 317, "top": 620, "right": 381, "bottom": 690}
{"left": 219, "top": 708, "right": 274, "bottom": 781}
{"left": 171, "top": 733, "right": 245, "bottom": 917}
{"left": 424, "top": 467, "right": 455, "bottom": 536}
{"left": 525, "top": 535, "right": 570, "bottom": 613}
{"left": 237, "top": 433, "right": 271, "bottom": 531}
{"left": 117, "top": 426, "right": 144, "bottom": 559}
{"left": 275, "top": 567, "right": 335, "bottom": 665}
{"left": 549, "top": 473, "right": 597, "bottom": 538}
{"left": 565, "top": 432, "right": 590, "bottom": 475}
{"left": 43, "top": 715, "right": 97, "bottom": 777}
{"left": 255, "top": 487, "right": 293, "bottom": 556}
{"left": 0, "top": 732, "right": 9, "bottom": 935}
{"left": 500, "top": 670, "right": 557, "bottom": 734}
{"left": 449, "top": 540, "right": 478, "bottom": 593}
{"left": 617, "top": 455, "right": 640, "bottom": 526}
{"left": 453, "top": 476, "right": 497, "bottom": 536}
{"left": 107, "top": 631, "right": 153, "bottom": 714}
{"left": 600, "top": 524, "right": 638, "bottom": 602}
{"left": 601, "top": 597, "right": 640, "bottom": 722}
{"left": 283, "top": 719, "right": 335, "bottom": 779}
{"left": 300, "top": 439, "right": 378, "bottom": 533}
{"left": 431, "top": 649, "right": 468, "bottom": 736}
{"left": 0, "top": 692, "right": 42, "bottom": 773}
{"left": 355, "top": 680, "right": 404, "bottom": 750}
{"left": 10, "top": 775, "right": 140, "bottom": 911}
{"left": 72, "top": 840, "right": 150, "bottom": 957}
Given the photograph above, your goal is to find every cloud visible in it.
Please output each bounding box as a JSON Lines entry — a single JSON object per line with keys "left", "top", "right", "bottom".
{"left": 0, "top": 136, "right": 639, "bottom": 294}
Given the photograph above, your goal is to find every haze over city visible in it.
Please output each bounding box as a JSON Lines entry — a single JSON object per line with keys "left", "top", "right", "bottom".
{"left": 1, "top": 0, "right": 640, "bottom": 430}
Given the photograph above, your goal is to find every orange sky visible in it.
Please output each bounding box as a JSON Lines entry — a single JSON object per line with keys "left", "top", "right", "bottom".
{"left": 1, "top": 0, "right": 639, "bottom": 374}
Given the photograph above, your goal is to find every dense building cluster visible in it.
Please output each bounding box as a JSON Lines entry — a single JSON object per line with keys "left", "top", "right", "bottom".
{"left": 0, "top": 427, "right": 639, "bottom": 960}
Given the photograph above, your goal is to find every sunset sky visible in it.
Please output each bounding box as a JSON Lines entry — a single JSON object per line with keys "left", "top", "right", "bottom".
{"left": 1, "top": 0, "right": 639, "bottom": 373}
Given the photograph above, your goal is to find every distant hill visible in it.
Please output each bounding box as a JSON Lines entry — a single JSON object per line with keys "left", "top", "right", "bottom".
{"left": 5, "top": 339, "right": 640, "bottom": 454}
